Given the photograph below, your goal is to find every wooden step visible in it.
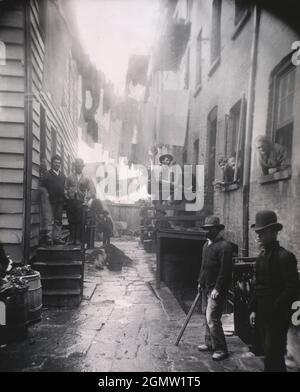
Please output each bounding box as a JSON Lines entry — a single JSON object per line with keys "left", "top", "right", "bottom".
{"left": 41, "top": 275, "right": 83, "bottom": 290}
{"left": 42, "top": 288, "right": 82, "bottom": 307}
{"left": 33, "top": 261, "right": 83, "bottom": 277}
{"left": 36, "top": 246, "right": 84, "bottom": 262}
{"left": 43, "top": 289, "right": 81, "bottom": 296}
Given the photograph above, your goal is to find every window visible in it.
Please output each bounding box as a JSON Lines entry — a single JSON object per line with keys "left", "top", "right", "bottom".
{"left": 206, "top": 107, "right": 218, "bottom": 212}
{"left": 273, "top": 66, "right": 295, "bottom": 158}
{"left": 51, "top": 128, "right": 57, "bottom": 157}
{"left": 195, "top": 31, "right": 202, "bottom": 89}
{"left": 234, "top": 0, "right": 249, "bottom": 25}
{"left": 210, "top": 0, "right": 222, "bottom": 65}
{"left": 183, "top": 150, "right": 188, "bottom": 164}
{"left": 223, "top": 95, "right": 246, "bottom": 187}
{"left": 228, "top": 101, "right": 241, "bottom": 158}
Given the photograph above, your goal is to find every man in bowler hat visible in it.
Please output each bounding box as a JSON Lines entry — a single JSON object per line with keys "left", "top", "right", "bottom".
{"left": 197, "top": 216, "right": 233, "bottom": 361}
{"left": 249, "top": 210, "right": 299, "bottom": 372}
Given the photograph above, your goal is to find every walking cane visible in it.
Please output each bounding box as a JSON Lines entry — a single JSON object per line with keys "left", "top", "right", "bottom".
{"left": 175, "top": 291, "right": 201, "bottom": 346}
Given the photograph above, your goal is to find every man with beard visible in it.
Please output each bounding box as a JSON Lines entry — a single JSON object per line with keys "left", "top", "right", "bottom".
{"left": 249, "top": 210, "right": 299, "bottom": 372}
{"left": 197, "top": 216, "right": 233, "bottom": 361}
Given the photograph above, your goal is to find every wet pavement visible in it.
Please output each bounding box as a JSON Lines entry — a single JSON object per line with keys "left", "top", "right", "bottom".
{"left": 0, "top": 239, "right": 264, "bottom": 372}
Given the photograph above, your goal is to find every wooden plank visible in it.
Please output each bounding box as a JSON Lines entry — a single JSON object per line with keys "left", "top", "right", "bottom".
{"left": 0, "top": 75, "right": 24, "bottom": 92}
{"left": 32, "top": 56, "right": 43, "bottom": 82}
{"left": 0, "top": 28, "right": 24, "bottom": 45}
{"left": 32, "top": 176, "right": 40, "bottom": 190}
{"left": 31, "top": 189, "right": 40, "bottom": 203}
{"left": 0, "top": 214, "right": 23, "bottom": 229}
{"left": 0, "top": 11, "right": 23, "bottom": 29}
{"left": 0, "top": 168, "right": 23, "bottom": 183}
{"left": 0, "top": 199, "right": 23, "bottom": 214}
{"left": 32, "top": 121, "right": 40, "bottom": 139}
{"left": 5, "top": 44, "right": 24, "bottom": 61}
{"left": 0, "top": 60, "right": 24, "bottom": 77}
{"left": 31, "top": 203, "right": 40, "bottom": 214}
{"left": 0, "top": 137, "right": 24, "bottom": 153}
{"left": 0, "top": 183, "right": 23, "bottom": 199}
{"left": 31, "top": 213, "right": 40, "bottom": 225}
{"left": 31, "top": 45, "right": 43, "bottom": 75}
{"left": 31, "top": 40, "right": 43, "bottom": 73}
{"left": 0, "top": 153, "right": 24, "bottom": 169}
{"left": 0, "top": 122, "right": 24, "bottom": 138}
{"left": 0, "top": 107, "right": 24, "bottom": 122}
{"left": 33, "top": 135, "right": 40, "bottom": 151}
{"left": 0, "top": 229, "right": 23, "bottom": 244}
{"left": 30, "top": 16, "right": 45, "bottom": 55}
{"left": 30, "top": 14, "right": 44, "bottom": 53}
{"left": 0, "top": 91, "right": 24, "bottom": 107}
{"left": 32, "top": 149, "right": 40, "bottom": 165}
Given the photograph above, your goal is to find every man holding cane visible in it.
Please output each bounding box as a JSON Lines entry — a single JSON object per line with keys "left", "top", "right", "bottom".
{"left": 197, "top": 216, "right": 233, "bottom": 361}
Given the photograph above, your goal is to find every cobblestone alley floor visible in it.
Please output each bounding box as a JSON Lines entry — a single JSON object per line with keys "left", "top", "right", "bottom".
{"left": 0, "top": 238, "right": 264, "bottom": 372}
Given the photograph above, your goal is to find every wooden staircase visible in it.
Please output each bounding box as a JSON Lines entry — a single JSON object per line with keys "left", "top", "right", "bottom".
{"left": 32, "top": 245, "right": 85, "bottom": 307}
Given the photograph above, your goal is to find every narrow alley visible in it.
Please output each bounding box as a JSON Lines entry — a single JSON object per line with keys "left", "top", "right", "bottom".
{"left": 0, "top": 239, "right": 263, "bottom": 372}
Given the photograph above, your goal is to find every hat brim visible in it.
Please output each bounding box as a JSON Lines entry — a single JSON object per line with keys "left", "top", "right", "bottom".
{"left": 251, "top": 222, "right": 283, "bottom": 232}
{"left": 201, "top": 224, "right": 225, "bottom": 230}
{"left": 159, "top": 154, "right": 173, "bottom": 163}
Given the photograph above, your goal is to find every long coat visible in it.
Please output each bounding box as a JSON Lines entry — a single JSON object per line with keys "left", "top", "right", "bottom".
{"left": 65, "top": 173, "right": 96, "bottom": 202}
{"left": 249, "top": 241, "right": 299, "bottom": 321}
{"left": 198, "top": 235, "right": 233, "bottom": 295}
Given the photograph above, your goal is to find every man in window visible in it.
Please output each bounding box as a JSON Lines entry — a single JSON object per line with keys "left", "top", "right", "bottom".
{"left": 197, "top": 216, "right": 233, "bottom": 361}
{"left": 249, "top": 210, "right": 299, "bottom": 372}
{"left": 255, "top": 135, "right": 291, "bottom": 175}
{"left": 40, "top": 155, "right": 66, "bottom": 245}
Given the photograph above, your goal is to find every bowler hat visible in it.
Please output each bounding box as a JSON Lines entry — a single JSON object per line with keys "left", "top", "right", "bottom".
{"left": 201, "top": 216, "right": 225, "bottom": 230}
{"left": 159, "top": 154, "right": 174, "bottom": 164}
{"left": 251, "top": 210, "right": 283, "bottom": 232}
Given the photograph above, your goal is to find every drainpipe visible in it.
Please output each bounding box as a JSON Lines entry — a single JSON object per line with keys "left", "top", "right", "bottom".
{"left": 242, "top": 5, "right": 261, "bottom": 257}
{"left": 23, "top": 0, "right": 33, "bottom": 265}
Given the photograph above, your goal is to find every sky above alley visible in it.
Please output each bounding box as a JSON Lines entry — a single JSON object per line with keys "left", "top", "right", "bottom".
{"left": 74, "top": 0, "right": 160, "bottom": 96}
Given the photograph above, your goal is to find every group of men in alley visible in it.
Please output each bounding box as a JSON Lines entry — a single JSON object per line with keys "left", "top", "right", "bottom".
{"left": 39, "top": 155, "right": 112, "bottom": 246}
{"left": 197, "top": 211, "right": 299, "bottom": 372}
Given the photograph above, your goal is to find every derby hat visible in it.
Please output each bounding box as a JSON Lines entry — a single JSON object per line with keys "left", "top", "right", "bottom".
{"left": 251, "top": 210, "right": 283, "bottom": 232}
{"left": 159, "top": 154, "right": 174, "bottom": 164}
{"left": 201, "top": 216, "right": 225, "bottom": 230}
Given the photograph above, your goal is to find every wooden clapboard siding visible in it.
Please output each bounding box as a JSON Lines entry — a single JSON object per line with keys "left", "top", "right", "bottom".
{"left": 0, "top": 91, "right": 24, "bottom": 107}
{"left": 0, "top": 199, "right": 23, "bottom": 214}
{"left": 0, "top": 183, "right": 23, "bottom": 199}
{"left": 0, "top": 76, "right": 24, "bottom": 92}
{"left": 0, "top": 6, "right": 25, "bottom": 256}
{"left": 0, "top": 153, "right": 24, "bottom": 168}
{"left": 0, "top": 137, "right": 24, "bottom": 153}
{"left": 0, "top": 122, "right": 24, "bottom": 137}
{"left": 0, "top": 27, "right": 24, "bottom": 45}
{"left": 0, "top": 60, "right": 24, "bottom": 77}
{"left": 0, "top": 214, "right": 23, "bottom": 229}
{"left": 0, "top": 229, "right": 23, "bottom": 244}
{"left": 0, "top": 168, "right": 23, "bottom": 183}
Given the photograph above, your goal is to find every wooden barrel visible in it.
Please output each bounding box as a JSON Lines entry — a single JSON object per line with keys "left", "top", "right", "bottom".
{"left": 21, "top": 271, "right": 42, "bottom": 324}
{"left": 0, "top": 286, "right": 28, "bottom": 344}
